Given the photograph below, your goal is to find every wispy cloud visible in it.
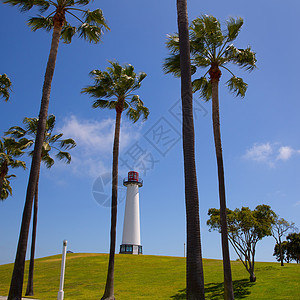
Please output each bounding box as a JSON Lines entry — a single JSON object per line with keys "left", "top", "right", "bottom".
{"left": 244, "top": 143, "right": 274, "bottom": 166}
{"left": 58, "top": 115, "right": 142, "bottom": 177}
{"left": 294, "top": 200, "right": 300, "bottom": 207}
{"left": 244, "top": 143, "right": 300, "bottom": 167}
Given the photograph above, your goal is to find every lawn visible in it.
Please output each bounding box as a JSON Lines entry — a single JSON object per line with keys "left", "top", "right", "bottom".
{"left": 0, "top": 253, "right": 299, "bottom": 299}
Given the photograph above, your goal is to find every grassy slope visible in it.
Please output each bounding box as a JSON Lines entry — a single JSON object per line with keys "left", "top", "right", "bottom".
{"left": 0, "top": 253, "right": 299, "bottom": 299}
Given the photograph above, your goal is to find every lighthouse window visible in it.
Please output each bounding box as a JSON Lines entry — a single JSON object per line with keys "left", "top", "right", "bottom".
{"left": 125, "top": 245, "right": 133, "bottom": 253}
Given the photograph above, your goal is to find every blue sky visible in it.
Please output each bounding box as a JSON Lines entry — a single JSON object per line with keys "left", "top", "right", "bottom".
{"left": 1, "top": 0, "right": 300, "bottom": 267}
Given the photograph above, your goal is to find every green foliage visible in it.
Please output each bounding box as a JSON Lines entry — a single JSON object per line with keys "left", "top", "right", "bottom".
{"left": 82, "top": 61, "right": 149, "bottom": 123}
{"left": 0, "top": 174, "right": 15, "bottom": 200}
{"left": 163, "top": 15, "right": 257, "bottom": 101}
{"left": 4, "top": 0, "right": 109, "bottom": 44}
{"left": 5, "top": 115, "right": 76, "bottom": 169}
{"left": 207, "top": 205, "right": 276, "bottom": 280}
{"left": 273, "top": 241, "right": 292, "bottom": 263}
{"left": 0, "top": 74, "right": 12, "bottom": 102}
{"left": 286, "top": 232, "right": 300, "bottom": 263}
{"left": 0, "top": 137, "right": 27, "bottom": 200}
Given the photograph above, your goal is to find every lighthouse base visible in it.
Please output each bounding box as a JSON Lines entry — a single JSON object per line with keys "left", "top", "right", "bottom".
{"left": 120, "top": 244, "right": 142, "bottom": 255}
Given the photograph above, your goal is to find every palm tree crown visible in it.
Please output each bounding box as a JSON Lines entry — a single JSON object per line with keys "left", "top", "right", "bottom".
{"left": 0, "top": 74, "right": 12, "bottom": 102}
{"left": 4, "top": 0, "right": 109, "bottom": 44}
{"left": 82, "top": 61, "right": 149, "bottom": 121}
{"left": 164, "top": 15, "right": 257, "bottom": 99}
{"left": 6, "top": 114, "right": 76, "bottom": 167}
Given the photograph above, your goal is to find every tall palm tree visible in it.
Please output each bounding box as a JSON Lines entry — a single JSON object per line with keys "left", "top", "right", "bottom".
{"left": 0, "top": 137, "right": 27, "bottom": 193}
{"left": 6, "top": 114, "right": 76, "bottom": 296}
{"left": 175, "top": 1, "right": 205, "bottom": 299}
{"left": 3, "top": 1, "right": 108, "bottom": 298}
{"left": 0, "top": 74, "right": 12, "bottom": 102}
{"left": 82, "top": 61, "right": 149, "bottom": 300}
{"left": 164, "top": 15, "right": 256, "bottom": 299}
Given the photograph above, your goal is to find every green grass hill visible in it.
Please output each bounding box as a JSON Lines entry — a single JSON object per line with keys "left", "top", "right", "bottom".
{"left": 0, "top": 253, "right": 299, "bottom": 299}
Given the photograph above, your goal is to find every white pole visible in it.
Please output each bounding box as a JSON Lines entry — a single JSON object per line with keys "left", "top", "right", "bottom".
{"left": 57, "top": 240, "right": 67, "bottom": 300}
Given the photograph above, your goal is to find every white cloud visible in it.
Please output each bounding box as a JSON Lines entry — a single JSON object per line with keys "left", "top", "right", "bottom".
{"left": 58, "top": 115, "right": 142, "bottom": 177}
{"left": 294, "top": 200, "right": 300, "bottom": 207}
{"left": 277, "top": 146, "right": 294, "bottom": 161}
{"left": 244, "top": 143, "right": 274, "bottom": 166}
{"left": 244, "top": 142, "right": 300, "bottom": 167}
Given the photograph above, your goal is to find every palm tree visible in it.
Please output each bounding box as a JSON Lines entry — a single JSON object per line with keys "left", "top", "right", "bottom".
{"left": 6, "top": 114, "right": 76, "bottom": 296}
{"left": 1, "top": 175, "right": 16, "bottom": 201}
{"left": 164, "top": 15, "right": 256, "bottom": 299}
{"left": 174, "top": 1, "right": 205, "bottom": 299}
{"left": 82, "top": 61, "right": 149, "bottom": 300}
{"left": 3, "top": 1, "right": 108, "bottom": 298}
{"left": 0, "top": 137, "right": 27, "bottom": 193}
{"left": 0, "top": 74, "right": 12, "bottom": 102}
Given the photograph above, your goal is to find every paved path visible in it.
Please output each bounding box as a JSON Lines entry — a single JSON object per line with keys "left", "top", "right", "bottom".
{"left": 0, "top": 297, "right": 38, "bottom": 300}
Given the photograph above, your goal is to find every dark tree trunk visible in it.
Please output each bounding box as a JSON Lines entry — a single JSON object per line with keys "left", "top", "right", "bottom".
{"left": 101, "top": 108, "right": 122, "bottom": 300}
{"left": 25, "top": 171, "right": 40, "bottom": 296}
{"left": 8, "top": 18, "right": 63, "bottom": 300}
{"left": 210, "top": 65, "right": 234, "bottom": 300}
{"left": 249, "top": 272, "right": 256, "bottom": 282}
{"left": 176, "top": 1, "right": 205, "bottom": 299}
{"left": 279, "top": 238, "right": 284, "bottom": 266}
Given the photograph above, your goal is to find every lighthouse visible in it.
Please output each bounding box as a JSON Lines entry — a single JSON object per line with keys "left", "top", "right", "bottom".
{"left": 120, "top": 171, "right": 143, "bottom": 255}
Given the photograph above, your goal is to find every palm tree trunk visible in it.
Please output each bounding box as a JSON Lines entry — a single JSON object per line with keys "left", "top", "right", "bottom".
{"left": 25, "top": 171, "right": 40, "bottom": 296}
{"left": 102, "top": 109, "right": 122, "bottom": 300}
{"left": 210, "top": 66, "right": 234, "bottom": 300}
{"left": 176, "top": 1, "right": 205, "bottom": 299}
{"left": 8, "top": 20, "right": 63, "bottom": 300}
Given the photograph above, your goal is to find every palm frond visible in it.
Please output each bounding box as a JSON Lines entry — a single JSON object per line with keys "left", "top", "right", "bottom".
{"left": 5, "top": 126, "right": 26, "bottom": 138}
{"left": 226, "top": 76, "right": 248, "bottom": 97}
{"left": 193, "top": 54, "right": 211, "bottom": 68}
{"left": 59, "top": 138, "right": 76, "bottom": 150}
{"left": 3, "top": 0, "right": 35, "bottom": 12}
{"left": 78, "top": 23, "right": 103, "bottom": 43}
{"left": 34, "top": 0, "right": 51, "bottom": 13}
{"left": 75, "top": 0, "right": 90, "bottom": 6}
{"left": 10, "top": 159, "right": 26, "bottom": 170}
{"left": 165, "top": 34, "right": 180, "bottom": 53}
{"left": 56, "top": 151, "right": 72, "bottom": 164}
{"left": 0, "top": 74, "right": 12, "bottom": 102}
{"left": 226, "top": 17, "right": 244, "bottom": 42}
{"left": 83, "top": 8, "right": 109, "bottom": 30}
{"left": 61, "top": 24, "right": 77, "bottom": 43}
{"left": 192, "top": 76, "right": 212, "bottom": 101}
{"left": 27, "top": 16, "right": 54, "bottom": 32}
{"left": 41, "top": 154, "right": 54, "bottom": 168}
{"left": 163, "top": 54, "right": 181, "bottom": 77}
{"left": 224, "top": 45, "right": 257, "bottom": 71}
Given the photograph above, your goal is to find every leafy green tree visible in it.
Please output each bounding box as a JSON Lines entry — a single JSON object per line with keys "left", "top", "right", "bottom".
{"left": 207, "top": 205, "right": 276, "bottom": 282}
{"left": 0, "top": 137, "right": 27, "bottom": 194}
{"left": 0, "top": 74, "right": 12, "bottom": 102}
{"left": 82, "top": 61, "right": 149, "bottom": 300}
{"left": 1, "top": 174, "right": 15, "bottom": 200}
{"left": 174, "top": 1, "right": 205, "bottom": 298}
{"left": 273, "top": 241, "right": 293, "bottom": 263}
{"left": 286, "top": 232, "right": 300, "bottom": 263}
{"left": 3, "top": 1, "right": 108, "bottom": 298}
{"left": 6, "top": 114, "right": 76, "bottom": 296}
{"left": 164, "top": 15, "right": 256, "bottom": 298}
{"left": 271, "top": 216, "right": 296, "bottom": 266}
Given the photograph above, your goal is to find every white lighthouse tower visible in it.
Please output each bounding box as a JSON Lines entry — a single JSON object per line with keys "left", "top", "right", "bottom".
{"left": 120, "top": 171, "right": 143, "bottom": 255}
